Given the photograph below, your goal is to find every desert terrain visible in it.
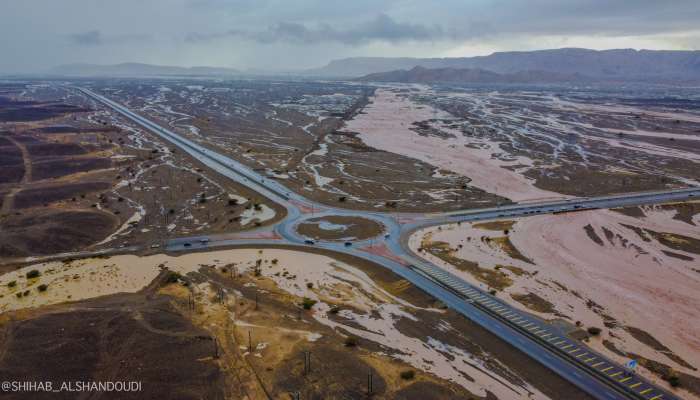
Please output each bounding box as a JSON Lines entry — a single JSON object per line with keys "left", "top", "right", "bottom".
{"left": 0, "top": 83, "right": 281, "bottom": 260}
{"left": 343, "top": 85, "right": 699, "bottom": 202}
{"left": 1, "top": 77, "right": 699, "bottom": 400}
{"left": 0, "top": 247, "right": 589, "bottom": 399}
{"left": 411, "top": 202, "right": 700, "bottom": 397}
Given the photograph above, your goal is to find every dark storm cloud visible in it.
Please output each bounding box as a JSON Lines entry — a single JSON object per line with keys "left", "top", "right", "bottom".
{"left": 184, "top": 0, "right": 700, "bottom": 45}
{"left": 70, "top": 30, "right": 102, "bottom": 46}
{"left": 68, "top": 30, "right": 152, "bottom": 47}
{"left": 186, "top": 14, "right": 445, "bottom": 45}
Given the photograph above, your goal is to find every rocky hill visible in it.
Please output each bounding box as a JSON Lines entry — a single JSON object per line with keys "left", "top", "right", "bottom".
{"left": 309, "top": 48, "right": 700, "bottom": 82}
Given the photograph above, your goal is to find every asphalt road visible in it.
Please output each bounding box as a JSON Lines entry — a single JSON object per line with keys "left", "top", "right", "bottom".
{"left": 79, "top": 86, "right": 698, "bottom": 400}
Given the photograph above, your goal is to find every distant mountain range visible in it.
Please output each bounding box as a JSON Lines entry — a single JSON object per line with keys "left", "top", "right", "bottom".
{"left": 49, "top": 48, "right": 700, "bottom": 82}
{"left": 50, "top": 62, "right": 241, "bottom": 77}
{"left": 357, "top": 66, "right": 591, "bottom": 84}
{"left": 308, "top": 48, "right": 700, "bottom": 82}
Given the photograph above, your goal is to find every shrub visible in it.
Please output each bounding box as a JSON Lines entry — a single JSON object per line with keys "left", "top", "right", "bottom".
{"left": 668, "top": 376, "right": 680, "bottom": 387}
{"left": 400, "top": 370, "right": 415, "bottom": 380}
{"left": 329, "top": 306, "right": 341, "bottom": 314}
{"left": 37, "top": 284, "right": 48, "bottom": 292}
{"left": 306, "top": 282, "right": 314, "bottom": 289}
{"left": 587, "top": 327, "right": 602, "bottom": 335}
{"left": 26, "top": 270, "right": 40, "bottom": 279}
{"left": 344, "top": 336, "right": 358, "bottom": 347}
{"left": 165, "top": 271, "right": 183, "bottom": 283}
{"left": 301, "top": 298, "right": 317, "bottom": 310}
{"left": 16, "top": 292, "right": 22, "bottom": 298}
{"left": 7, "top": 281, "right": 16, "bottom": 288}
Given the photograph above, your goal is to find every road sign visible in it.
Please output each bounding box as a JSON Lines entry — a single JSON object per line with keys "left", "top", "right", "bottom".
{"left": 625, "top": 359, "right": 638, "bottom": 371}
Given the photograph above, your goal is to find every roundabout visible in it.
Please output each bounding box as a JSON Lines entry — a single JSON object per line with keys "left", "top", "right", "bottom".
{"left": 294, "top": 215, "right": 385, "bottom": 242}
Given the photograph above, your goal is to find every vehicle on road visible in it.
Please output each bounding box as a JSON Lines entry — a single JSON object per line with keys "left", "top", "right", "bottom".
{"left": 304, "top": 239, "right": 315, "bottom": 245}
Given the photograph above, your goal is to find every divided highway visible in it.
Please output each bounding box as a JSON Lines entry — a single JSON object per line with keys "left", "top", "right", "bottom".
{"left": 79, "top": 86, "right": 698, "bottom": 400}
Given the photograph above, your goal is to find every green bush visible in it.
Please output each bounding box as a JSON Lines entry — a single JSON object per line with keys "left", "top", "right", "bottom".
{"left": 165, "top": 271, "right": 183, "bottom": 283}
{"left": 400, "top": 370, "right": 415, "bottom": 380}
{"left": 587, "top": 327, "right": 602, "bottom": 335}
{"left": 306, "top": 282, "right": 313, "bottom": 289}
{"left": 7, "top": 281, "right": 16, "bottom": 288}
{"left": 329, "top": 306, "right": 341, "bottom": 314}
{"left": 37, "top": 284, "right": 48, "bottom": 292}
{"left": 301, "top": 297, "right": 317, "bottom": 310}
{"left": 344, "top": 336, "right": 358, "bottom": 347}
{"left": 26, "top": 270, "right": 40, "bottom": 279}
{"left": 668, "top": 375, "right": 680, "bottom": 387}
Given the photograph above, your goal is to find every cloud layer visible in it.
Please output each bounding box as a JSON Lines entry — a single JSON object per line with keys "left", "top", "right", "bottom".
{"left": 187, "top": 14, "right": 444, "bottom": 45}
{"left": 1, "top": 0, "right": 699, "bottom": 73}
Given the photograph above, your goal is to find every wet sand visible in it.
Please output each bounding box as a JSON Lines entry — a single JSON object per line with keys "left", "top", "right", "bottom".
{"left": 411, "top": 205, "right": 700, "bottom": 388}
{"left": 343, "top": 88, "right": 566, "bottom": 202}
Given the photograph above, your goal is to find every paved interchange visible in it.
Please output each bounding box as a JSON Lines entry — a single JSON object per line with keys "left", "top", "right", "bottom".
{"left": 79, "top": 87, "right": 700, "bottom": 400}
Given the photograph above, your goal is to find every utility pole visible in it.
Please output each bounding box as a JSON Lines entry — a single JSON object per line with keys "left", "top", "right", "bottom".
{"left": 367, "top": 371, "right": 373, "bottom": 395}
{"left": 303, "top": 350, "right": 311, "bottom": 375}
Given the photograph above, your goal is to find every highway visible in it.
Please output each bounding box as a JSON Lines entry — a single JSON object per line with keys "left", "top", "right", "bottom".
{"left": 79, "top": 86, "right": 698, "bottom": 400}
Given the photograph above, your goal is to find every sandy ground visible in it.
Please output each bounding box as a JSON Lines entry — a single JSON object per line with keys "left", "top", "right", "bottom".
{"left": 342, "top": 88, "right": 567, "bottom": 202}
{"left": 411, "top": 205, "right": 700, "bottom": 391}
{"left": 0, "top": 248, "right": 549, "bottom": 399}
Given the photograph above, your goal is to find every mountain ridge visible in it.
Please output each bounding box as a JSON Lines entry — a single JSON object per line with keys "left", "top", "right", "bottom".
{"left": 307, "top": 48, "right": 700, "bottom": 81}
{"left": 356, "top": 66, "right": 592, "bottom": 84}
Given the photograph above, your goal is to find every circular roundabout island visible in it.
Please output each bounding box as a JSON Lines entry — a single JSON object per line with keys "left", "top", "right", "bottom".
{"left": 295, "top": 215, "right": 385, "bottom": 242}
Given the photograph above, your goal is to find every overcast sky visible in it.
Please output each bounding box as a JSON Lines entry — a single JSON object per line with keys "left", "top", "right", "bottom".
{"left": 1, "top": 0, "right": 699, "bottom": 73}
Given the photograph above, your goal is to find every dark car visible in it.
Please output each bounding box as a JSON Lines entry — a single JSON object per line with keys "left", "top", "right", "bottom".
{"left": 304, "top": 239, "right": 315, "bottom": 245}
